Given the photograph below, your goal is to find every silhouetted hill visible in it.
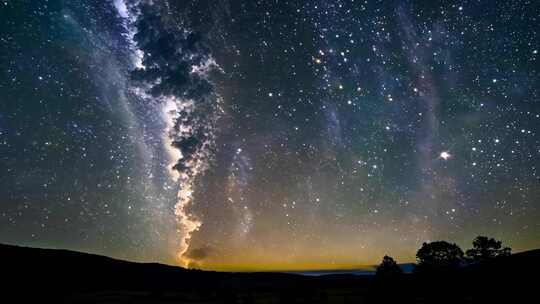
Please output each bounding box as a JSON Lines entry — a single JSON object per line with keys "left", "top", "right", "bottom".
{"left": 2, "top": 243, "right": 539, "bottom": 303}
{"left": 468, "top": 247, "right": 540, "bottom": 271}
{"left": 460, "top": 248, "right": 540, "bottom": 301}
{"left": 407, "top": 248, "right": 540, "bottom": 304}
{"left": 0, "top": 243, "right": 370, "bottom": 303}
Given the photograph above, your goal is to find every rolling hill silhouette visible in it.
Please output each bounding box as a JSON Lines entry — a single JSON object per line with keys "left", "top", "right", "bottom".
{"left": 2, "top": 243, "right": 539, "bottom": 303}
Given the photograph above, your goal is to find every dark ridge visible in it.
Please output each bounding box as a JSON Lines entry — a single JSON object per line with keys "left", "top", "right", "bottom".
{"left": 2, "top": 243, "right": 539, "bottom": 303}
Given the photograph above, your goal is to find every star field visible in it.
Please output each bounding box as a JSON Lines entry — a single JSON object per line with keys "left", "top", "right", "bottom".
{"left": 1, "top": 0, "right": 539, "bottom": 271}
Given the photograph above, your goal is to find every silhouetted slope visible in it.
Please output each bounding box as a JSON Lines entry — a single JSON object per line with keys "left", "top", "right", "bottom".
{"left": 461, "top": 249, "right": 540, "bottom": 302}
{"left": 405, "top": 249, "right": 540, "bottom": 304}
{"left": 2, "top": 243, "right": 539, "bottom": 303}
{"left": 468, "top": 248, "right": 540, "bottom": 271}
{"left": 1, "top": 243, "right": 220, "bottom": 297}
{"left": 1, "top": 243, "right": 368, "bottom": 302}
{"left": 1, "top": 243, "right": 316, "bottom": 288}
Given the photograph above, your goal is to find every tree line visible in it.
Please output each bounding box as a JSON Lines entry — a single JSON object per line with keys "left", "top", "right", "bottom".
{"left": 376, "top": 236, "right": 512, "bottom": 277}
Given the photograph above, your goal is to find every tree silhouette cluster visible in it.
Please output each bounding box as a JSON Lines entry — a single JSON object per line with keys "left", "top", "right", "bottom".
{"left": 376, "top": 236, "right": 511, "bottom": 277}
{"left": 465, "top": 236, "right": 511, "bottom": 262}
{"left": 414, "top": 241, "right": 464, "bottom": 274}
{"left": 375, "top": 255, "right": 403, "bottom": 278}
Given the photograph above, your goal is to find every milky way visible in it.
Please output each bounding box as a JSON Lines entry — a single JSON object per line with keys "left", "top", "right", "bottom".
{"left": 1, "top": 0, "right": 540, "bottom": 270}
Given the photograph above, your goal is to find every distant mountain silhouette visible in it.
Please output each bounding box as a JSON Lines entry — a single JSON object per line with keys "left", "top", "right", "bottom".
{"left": 292, "top": 262, "right": 414, "bottom": 276}
{"left": 2, "top": 243, "right": 539, "bottom": 303}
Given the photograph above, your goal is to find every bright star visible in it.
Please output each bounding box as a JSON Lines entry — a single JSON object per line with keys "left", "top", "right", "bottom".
{"left": 440, "top": 151, "right": 451, "bottom": 160}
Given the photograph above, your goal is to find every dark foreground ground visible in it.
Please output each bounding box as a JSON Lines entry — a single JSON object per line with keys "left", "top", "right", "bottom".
{"left": 2, "top": 243, "right": 539, "bottom": 303}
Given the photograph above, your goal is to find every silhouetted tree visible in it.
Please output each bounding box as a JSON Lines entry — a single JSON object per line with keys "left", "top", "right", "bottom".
{"left": 466, "top": 236, "right": 511, "bottom": 262}
{"left": 415, "top": 241, "right": 464, "bottom": 273}
{"left": 376, "top": 255, "right": 403, "bottom": 278}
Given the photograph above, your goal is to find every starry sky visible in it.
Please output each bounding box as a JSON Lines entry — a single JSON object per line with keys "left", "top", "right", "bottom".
{"left": 1, "top": 0, "right": 540, "bottom": 271}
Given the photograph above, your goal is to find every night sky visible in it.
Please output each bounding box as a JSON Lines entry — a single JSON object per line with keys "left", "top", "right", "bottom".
{"left": 1, "top": 0, "right": 540, "bottom": 271}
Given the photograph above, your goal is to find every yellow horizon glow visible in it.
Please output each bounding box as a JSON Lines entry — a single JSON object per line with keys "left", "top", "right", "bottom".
{"left": 190, "top": 262, "right": 378, "bottom": 272}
